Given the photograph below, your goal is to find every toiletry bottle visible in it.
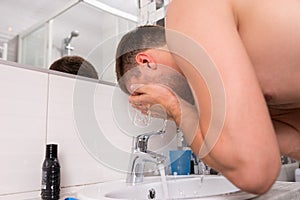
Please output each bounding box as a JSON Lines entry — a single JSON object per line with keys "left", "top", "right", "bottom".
{"left": 295, "top": 163, "right": 300, "bottom": 182}
{"left": 176, "top": 128, "right": 184, "bottom": 150}
{"left": 41, "top": 144, "right": 61, "bottom": 200}
{"left": 191, "top": 153, "right": 199, "bottom": 174}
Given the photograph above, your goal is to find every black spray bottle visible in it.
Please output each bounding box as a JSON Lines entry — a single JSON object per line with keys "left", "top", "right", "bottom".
{"left": 41, "top": 144, "right": 61, "bottom": 200}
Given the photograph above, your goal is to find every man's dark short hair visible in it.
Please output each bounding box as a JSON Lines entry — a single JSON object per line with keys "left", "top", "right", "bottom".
{"left": 50, "top": 55, "right": 98, "bottom": 79}
{"left": 115, "top": 25, "right": 166, "bottom": 93}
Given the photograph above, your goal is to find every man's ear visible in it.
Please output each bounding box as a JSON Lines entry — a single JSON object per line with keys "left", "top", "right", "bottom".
{"left": 136, "top": 52, "right": 157, "bottom": 69}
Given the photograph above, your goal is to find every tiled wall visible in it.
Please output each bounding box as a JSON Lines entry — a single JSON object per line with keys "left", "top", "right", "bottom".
{"left": 0, "top": 63, "right": 48, "bottom": 195}
{"left": 46, "top": 74, "right": 128, "bottom": 187}
{"left": 0, "top": 62, "right": 177, "bottom": 198}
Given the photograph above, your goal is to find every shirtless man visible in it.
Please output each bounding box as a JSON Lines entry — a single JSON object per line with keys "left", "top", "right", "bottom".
{"left": 115, "top": 0, "right": 300, "bottom": 194}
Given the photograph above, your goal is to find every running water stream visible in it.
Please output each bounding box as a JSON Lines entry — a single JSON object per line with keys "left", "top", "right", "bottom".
{"left": 158, "top": 164, "right": 169, "bottom": 199}
{"left": 156, "top": 119, "right": 206, "bottom": 199}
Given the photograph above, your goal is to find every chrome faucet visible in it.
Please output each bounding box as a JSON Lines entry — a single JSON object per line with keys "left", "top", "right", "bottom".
{"left": 126, "top": 128, "right": 166, "bottom": 184}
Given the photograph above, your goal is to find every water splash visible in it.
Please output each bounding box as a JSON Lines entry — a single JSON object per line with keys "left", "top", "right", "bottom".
{"left": 133, "top": 109, "right": 152, "bottom": 127}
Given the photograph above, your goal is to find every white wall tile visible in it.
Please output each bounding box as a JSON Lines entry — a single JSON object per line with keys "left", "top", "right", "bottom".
{"left": 0, "top": 64, "right": 48, "bottom": 194}
{"left": 47, "top": 74, "right": 127, "bottom": 187}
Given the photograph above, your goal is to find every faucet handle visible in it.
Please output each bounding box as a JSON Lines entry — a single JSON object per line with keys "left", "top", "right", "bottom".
{"left": 135, "top": 120, "right": 168, "bottom": 152}
{"left": 135, "top": 129, "right": 165, "bottom": 152}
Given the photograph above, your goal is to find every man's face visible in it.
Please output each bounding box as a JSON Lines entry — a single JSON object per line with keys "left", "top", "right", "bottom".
{"left": 123, "top": 63, "right": 195, "bottom": 105}
{"left": 124, "top": 64, "right": 157, "bottom": 94}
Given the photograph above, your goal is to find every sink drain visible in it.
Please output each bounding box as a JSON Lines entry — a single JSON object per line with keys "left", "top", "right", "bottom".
{"left": 148, "top": 188, "right": 156, "bottom": 199}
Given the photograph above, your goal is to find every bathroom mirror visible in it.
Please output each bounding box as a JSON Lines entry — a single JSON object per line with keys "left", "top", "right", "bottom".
{"left": 18, "top": 0, "right": 139, "bottom": 84}
{"left": 3, "top": 0, "right": 168, "bottom": 84}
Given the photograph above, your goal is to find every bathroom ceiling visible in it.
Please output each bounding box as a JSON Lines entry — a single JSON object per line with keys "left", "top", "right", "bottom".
{"left": 0, "top": 0, "right": 138, "bottom": 45}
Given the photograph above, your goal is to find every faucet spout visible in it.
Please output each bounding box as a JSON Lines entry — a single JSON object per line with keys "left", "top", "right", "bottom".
{"left": 126, "top": 151, "right": 165, "bottom": 184}
{"left": 126, "top": 128, "right": 167, "bottom": 184}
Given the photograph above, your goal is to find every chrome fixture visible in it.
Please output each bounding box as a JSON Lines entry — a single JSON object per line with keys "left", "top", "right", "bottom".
{"left": 62, "top": 30, "right": 79, "bottom": 56}
{"left": 126, "top": 128, "right": 166, "bottom": 184}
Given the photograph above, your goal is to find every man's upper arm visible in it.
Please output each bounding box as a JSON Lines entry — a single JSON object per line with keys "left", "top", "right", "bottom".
{"left": 165, "top": 0, "right": 280, "bottom": 193}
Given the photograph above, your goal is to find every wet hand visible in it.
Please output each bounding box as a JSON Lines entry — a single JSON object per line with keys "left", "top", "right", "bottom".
{"left": 129, "top": 84, "right": 181, "bottom": 121}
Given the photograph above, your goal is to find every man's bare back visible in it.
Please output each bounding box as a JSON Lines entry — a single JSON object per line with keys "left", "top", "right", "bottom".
{"left": 124, "top": 0, "right": 300, "bottom": 193}
{"left": 164, "top": 0, "right": 300, "bottom": 193}
{"left": 235, "top": 0, "right": 300, "bottom": 159}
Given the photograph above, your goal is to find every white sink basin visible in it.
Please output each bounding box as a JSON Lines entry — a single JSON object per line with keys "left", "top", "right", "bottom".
{"left": 76, "top": 175, "right": 241, "bottom": 200}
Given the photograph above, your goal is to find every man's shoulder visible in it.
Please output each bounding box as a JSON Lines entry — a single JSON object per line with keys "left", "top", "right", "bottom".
{"left": 167, "top": 0, "right": 237, "bottom": 26}
{"left": 168, "top": 0, "right": 235, "bottom": 11}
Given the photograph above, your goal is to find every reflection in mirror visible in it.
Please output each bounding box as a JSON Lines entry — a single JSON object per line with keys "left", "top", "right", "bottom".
{"left": 19, "top": 1, "right": 137, "bottom": 83}
{"left": 62, "top": 30, "right": 80, "bottom": 56}
{"left": 20, "top": 23, "right": 49, "bottom": 68}
{"left": 3, "top": 0, "right": 169, "bottom": 84}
